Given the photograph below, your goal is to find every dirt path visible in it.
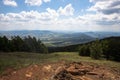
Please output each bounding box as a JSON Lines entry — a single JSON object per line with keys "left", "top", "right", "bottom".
{"left": 0, "top": 61, "right": 120, "bottom": 80}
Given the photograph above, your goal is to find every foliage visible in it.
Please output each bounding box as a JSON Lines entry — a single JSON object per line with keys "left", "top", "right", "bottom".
{"left": 79, "top": 45, "right": 90, "bottom": 56}
{"left": 102, "top": 38, "right": 120, "bottom": 61}
{"left": 78, "top": 37, "right": 120, "bottom": 61}
{"left": 0, "top": 52, "right": 120, "bottom": 74}
{"left": 90, "top": 39, "right": 103, "bottom": 59}
{"left": 0, "top": 36, "right": 48, "bottom": 53}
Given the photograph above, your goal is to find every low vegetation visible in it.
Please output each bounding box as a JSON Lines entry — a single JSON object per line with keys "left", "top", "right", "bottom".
{"left": 48, "top": 37, "right": 120, "bottom": 62}
{"left": 0, "top": 52, "right": 120, "bottom": 75}
{"left": 79, "top": 37, "right": 120, "bottom": 61}
{"left": 0, "top": 35, "right": 120, "bottom": 78}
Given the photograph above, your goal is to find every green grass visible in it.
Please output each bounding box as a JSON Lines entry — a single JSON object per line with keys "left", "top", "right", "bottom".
{"left": 0, "top": 52, "right": 120, "bottom": 74}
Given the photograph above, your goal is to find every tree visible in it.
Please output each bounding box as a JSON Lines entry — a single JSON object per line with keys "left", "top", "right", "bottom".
{"left": 23, "top": 36, "right": 48, "bottom": 53}
{"left": 90, "top": 39, "right": 103, "bottom": 59}
{"left": 0, "top": 36, "right": 10, "bottom": 52}
{"left": 101, "top": 40, "right": 109, "bottom": 60}
{"left": 79, "top": 45, "right": 90, "bottom": 56}
{"left": 0, "top": 36, "right": 48, "bottom": 53}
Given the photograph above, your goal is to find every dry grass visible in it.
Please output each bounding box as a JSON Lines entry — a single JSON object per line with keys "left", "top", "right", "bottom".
{"left": 0, "top": 52, "right": 120, "bottom": 74}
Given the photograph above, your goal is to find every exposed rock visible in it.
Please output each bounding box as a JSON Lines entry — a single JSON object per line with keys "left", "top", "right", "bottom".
{"left": 0, "top": 61, "right": 120, "bottom": 80}
{"left": 87, "top": 72, "right": 98, "bottom": 75}
{"left": 25, "top": 72, "right": 32, "bottom": 78}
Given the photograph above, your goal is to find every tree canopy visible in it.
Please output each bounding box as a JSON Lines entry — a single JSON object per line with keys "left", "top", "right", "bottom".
{"left": 0, "top": 36, "right": 48, "bottom": 53}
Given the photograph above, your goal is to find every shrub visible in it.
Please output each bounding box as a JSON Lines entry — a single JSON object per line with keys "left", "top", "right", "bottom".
{"left": 90, "top": 40, "right": 103, "bottom": 59}
{"left": 79, "top": 45, "right": 90, "bottom": 56}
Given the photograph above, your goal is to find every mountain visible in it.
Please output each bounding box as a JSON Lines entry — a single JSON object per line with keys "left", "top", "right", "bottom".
{"left": 0, "top": 30, "right": 120, "bottom": 47}
{"left": 84, "top": 32, "right": 120, "bottom": 39}
{"left": 49, "top": 37, "right": 120, "bottom": 53}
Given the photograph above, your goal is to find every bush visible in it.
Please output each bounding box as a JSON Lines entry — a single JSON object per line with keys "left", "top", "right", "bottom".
{"left": 79, "top": 45, "right": 90, "bottom": 56}
{"left": 90, "top": 40, "right": 103, "bottom": 59}
{"left": 78, "top": 37, "right": 120, "bottom": 62}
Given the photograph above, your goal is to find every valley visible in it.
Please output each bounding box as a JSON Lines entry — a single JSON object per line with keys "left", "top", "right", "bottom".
{"left": 0, "top": 30, "right": 120, "bottom": 80}
{"left": 0, "top": 30, "right": 120, "bottom": 47}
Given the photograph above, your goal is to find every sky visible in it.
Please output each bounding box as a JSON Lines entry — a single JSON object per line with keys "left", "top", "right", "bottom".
{"left": 0, "top": 0, "right": 120, "bottom": 32}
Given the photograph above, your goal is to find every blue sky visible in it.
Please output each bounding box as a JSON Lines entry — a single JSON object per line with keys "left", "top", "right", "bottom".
{"left": 0, "top": 0, "right": 120, "bottom": 32}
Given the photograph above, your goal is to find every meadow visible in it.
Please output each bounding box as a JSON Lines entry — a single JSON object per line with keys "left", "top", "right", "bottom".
{"left": 0, "top": 52, "right": 120, "bottom": 74}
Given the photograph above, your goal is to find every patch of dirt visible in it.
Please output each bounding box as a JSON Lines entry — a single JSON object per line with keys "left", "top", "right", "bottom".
{"left": 0, "top": 61, "right": 120, "bottom": 80}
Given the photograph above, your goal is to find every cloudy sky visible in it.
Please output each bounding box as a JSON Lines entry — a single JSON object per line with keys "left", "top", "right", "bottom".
{"left": 0, "top": 0, "right": 120, "bottom": 32}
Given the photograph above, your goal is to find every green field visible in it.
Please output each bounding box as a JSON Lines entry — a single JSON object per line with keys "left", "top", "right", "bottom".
{"left": 0, "top": 52, "right": 120, "bottom": 74}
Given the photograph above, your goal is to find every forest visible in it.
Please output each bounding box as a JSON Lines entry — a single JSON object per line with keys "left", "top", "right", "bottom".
{"left": 0, "top": 36, "right": 120, "bottom": 80}
{"left": 0, "top": 36, "right": 48, "bottom": 53}
{"left": 78, "top": 37, "right": 120, "bottom": 61}
{"left": 0, "top": 36, "right": 120, "bottom": 62}
{"left": 49, "top": 37, "right": 120, "bottom": 62}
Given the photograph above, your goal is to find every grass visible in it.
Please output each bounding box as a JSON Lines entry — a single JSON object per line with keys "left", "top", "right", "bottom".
{"left": 0, "top": 52, "right": 120, "bottom": 74}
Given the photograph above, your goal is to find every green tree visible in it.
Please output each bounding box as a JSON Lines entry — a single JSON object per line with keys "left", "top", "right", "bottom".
{"left": 79, "top": 45, "right": 90, "bottom": 56}
{"left": 101, "top": 40, "right": 109, "bottom": 60}
{"left": 0, "top": 35, "right": 48, "bottom": 53}
{"left": 90, "top": 39, "right": 103, "bottom": 59}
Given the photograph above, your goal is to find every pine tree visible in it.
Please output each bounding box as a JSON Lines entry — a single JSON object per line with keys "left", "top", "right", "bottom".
{"left": 79, "top": 45, "right": 90, "bottom": 56}
{"left": 90, "top": 39, "right": 103, "bottom": 59}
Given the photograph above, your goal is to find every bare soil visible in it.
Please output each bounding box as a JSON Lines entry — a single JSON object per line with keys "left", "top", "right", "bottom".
{"left": 0, "top": 61, "right": 120, "bottom": 80}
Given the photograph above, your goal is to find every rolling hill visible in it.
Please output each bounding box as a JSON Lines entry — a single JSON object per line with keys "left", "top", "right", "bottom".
{"left": 0, "top": 30, "right": 120, "bottom": 47}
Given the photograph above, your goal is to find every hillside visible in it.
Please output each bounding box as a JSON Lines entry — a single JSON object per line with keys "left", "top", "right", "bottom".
{"left": 1, "top": 30, "right": 120, "bottom": 47}
{"left": 55, "top": 37, "right": 120, "bottom": 62}
{"left": 0, "top": 36, "right": 120, "bottom": 80}
{"left": 0, "top": 52, "right": 120, "bottom": 80}
{"left": 0, "top": 30, "right": 95, "bottom": 47}
{"left": 49, "top": 36, "right": 120, "bottom": 51}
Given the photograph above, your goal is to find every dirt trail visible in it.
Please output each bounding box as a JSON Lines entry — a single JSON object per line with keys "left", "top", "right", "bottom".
{"left": 0, "top": 61, "right": 120, "bottom": 80}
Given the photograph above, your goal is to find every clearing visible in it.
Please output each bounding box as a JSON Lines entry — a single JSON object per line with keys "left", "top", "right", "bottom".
{"left": 0, "top": 52, "right": 120, "bottom": 80}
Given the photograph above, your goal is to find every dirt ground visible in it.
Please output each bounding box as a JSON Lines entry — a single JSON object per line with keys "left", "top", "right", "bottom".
{"left": 0, "top": 61, "right": 120, "bottom": 80}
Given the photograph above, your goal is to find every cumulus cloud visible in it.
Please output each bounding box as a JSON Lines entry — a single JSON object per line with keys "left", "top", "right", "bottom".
{"left": 1, "top": 3, "right": 75, "bottom": 23}
{"left": 0, "top": 8, "right": 59, "bottom": 30}
{"left": 0, "top": 5, "right": 89, "bottom": 31}
{"left": 0, "top": 9, "right": 58, "bottom": 23}
{"left": 0, "top": 2, "right": 120, "bottom": 31}
{"left": 3, "top": 0, "right": 17, "bottom": 7}
{"left": 86, "top": 0, "right": 120, "bottom": 28}
{"left": 1, "top": 9, "right": 119, "bottom": 31}
{"left": 58, "top": 4, "right": 74, "bottom": 16}
{"left": 25, "top": 0, "right": 51, "bottom": 6}
{"left": 0, "top": 4, "right": 74, "bottom": 23}
{"left": 88, "top": 0, "right": 120, "bottom": 14}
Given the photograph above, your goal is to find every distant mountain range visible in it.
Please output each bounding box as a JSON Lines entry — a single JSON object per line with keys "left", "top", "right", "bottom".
{"left": 0, "top": 30, "right": 120, "bottom": 47}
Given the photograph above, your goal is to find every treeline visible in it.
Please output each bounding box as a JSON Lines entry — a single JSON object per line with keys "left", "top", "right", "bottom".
{"left": 48, "top": 44, "right": 79, "bottom": 53}
{"left": 79, "top": 37, "right": 120, "bottom": 61}
{"left": 49, "top": 37, "right": 120, "bottom": 62}
{"left": 0, "top": 36, "right": 48, "bottom": 53}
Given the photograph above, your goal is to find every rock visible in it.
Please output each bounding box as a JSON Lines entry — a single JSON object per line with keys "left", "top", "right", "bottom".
{"left": 43, "top": 65, "right": 51, "bottom": 71}
{"left": 25, "top": 72, "right": 32, "bottom": 78}
{"left": 80, "top": 76, "right": 93, "bottom": 80}
{"left": 53, "top": 70, "right": 74, "bottom": 80}
{"left": 68, "top": 69, "right": 82, "bottom": 75}
{"left": 87, "top": 72, "right": 98, "bottom": 75}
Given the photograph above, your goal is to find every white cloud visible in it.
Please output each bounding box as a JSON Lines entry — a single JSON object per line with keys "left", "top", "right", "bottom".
{"left": 85, "top": 0, "right": 120, "bottom": 30}
{"left": 0, "top": 3, "right": 120, "bottom": 32}
{"left": 58, "top": 4, "right": 74, "bottom": 16}
{"left": 1, "top": 9, "right": 120, "bottom": 31}
{"left": 25, "top": 0, "right": 42, "bottom": 6}
{"left": 46, "top": 8, "right": 59, "bottom": 19}
{"left": 25, "top": 0, "right": 51, "bottom": 6}
{"left": 0, "top": 8, "right": 58, "bottom": 23}
{"left": 88, "top": 0, "right": 120, "bottom": 14}
{"left": 43, "top": 0, "right": 50, "bottom": 3}
{"left": 3, "top": 0, "right": 17, "bottom": 7}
